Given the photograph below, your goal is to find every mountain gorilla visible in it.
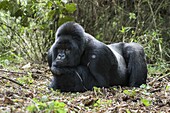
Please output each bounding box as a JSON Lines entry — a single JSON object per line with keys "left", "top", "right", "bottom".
{"left": 48, "top": 22, "right": 147, "bottom": 92}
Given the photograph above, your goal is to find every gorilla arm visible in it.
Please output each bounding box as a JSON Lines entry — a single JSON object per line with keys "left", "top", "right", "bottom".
{"left": 81, "top": 33, "right": 127, "bottom": 87}
{"left": 49, "top": 65, "right": 98, "bottom": 92}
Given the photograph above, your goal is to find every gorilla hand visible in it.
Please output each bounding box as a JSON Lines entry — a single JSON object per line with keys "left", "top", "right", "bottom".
{"left": 51, "top": 67, "right": 63, "bottom": 75}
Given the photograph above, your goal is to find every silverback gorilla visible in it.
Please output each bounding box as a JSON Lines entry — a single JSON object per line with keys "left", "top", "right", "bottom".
{"left": 48, "top": 22, "right": 147, "bottom": 92}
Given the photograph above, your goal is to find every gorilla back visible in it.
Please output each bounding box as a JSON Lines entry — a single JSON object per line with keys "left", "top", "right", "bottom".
{"left": 48, "top": 22, "right": 147, "bottom": 92}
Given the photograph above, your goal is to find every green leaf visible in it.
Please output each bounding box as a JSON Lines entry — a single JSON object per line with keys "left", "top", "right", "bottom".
{"left": 129, "top": 13, "right": 136, "bottom": 20}
{"left": 140, "top": 84, "right": 151, "bottom": 89}
{"left": 26, "top": 104, "right": 37, "bottom": 112}
{"left": 119, "top": 26, "right": 132, "bottom": 34}
{"left": 141, "top": 98, "right": 151, "bottom": 107}
{"left": 17, "top": 75, "right": 34, "bottom": 84}
{"left": 93, "top": 99, "right": 101, "bottom": 107}
{"left": 93, "top": 86, "right": 101, "bottom": 93}
{"left": 166, "top": 84, "right": 170, "bottom": 91}
{"left": 48, "top": 101, "right": 67, "bottom": 113}
{"left": 47, "top": 1, "right": 53, "bottom": 8}
{"left": 54, "top": 101, "right": 66, "bottom": 108}
{"left": 65, "top": 3, "right": 76, "bottom": 13}
{"left": 123, "top": 90, "right": 136, "bottom": 97}
{"left": 38, "top": 102, "right": 47, "bottom": 110}
{"left": 126, "top": 109, "right": 131, "bottom": 113}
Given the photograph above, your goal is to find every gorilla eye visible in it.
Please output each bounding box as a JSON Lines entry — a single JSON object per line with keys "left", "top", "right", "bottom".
{"left": 65, "top": 49, "right": 71, "bottom": 54}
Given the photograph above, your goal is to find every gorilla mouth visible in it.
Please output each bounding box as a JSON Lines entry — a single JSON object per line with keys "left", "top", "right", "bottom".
{"left": 56, "top": 59, "right": 64, "bottom": 62}
{"left": 55, "top": 60, "right": 65, "bottom": 65}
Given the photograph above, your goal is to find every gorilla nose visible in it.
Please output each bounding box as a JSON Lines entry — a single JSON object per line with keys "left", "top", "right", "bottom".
{"left": 57, "top": 53, "right": 66, "bottom": 60}
{"left": 59, "top": 54, "right": 65, "bottom": 58}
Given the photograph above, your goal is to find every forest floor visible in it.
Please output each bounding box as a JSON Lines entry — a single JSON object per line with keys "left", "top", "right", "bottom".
{"left": 0, "top": 63, "right": 169, "bottom": 113}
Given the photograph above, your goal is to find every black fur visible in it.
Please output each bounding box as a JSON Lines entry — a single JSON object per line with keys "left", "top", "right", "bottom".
{"left": 48, "top": 22, "right": 147, "bottom": 92}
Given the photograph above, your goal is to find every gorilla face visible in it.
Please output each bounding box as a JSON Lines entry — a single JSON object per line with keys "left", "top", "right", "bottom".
{"left": 51, "top": 35, "right": 82, "bottom": 67}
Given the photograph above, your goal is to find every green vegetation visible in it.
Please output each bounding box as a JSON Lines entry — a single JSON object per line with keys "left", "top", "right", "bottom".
{"left": 0, "top": 0, "right": 169, "bottom": 112}
{"left": 27, "top": 98, "right": 67, "bottom": 113}
{"left": 0, "top": 0, "right": 76, "bottom": 63}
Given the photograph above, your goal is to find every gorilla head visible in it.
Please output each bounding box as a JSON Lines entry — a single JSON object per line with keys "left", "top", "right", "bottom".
{"left": 51, "top": 22, "right": 86, "bottom": 67}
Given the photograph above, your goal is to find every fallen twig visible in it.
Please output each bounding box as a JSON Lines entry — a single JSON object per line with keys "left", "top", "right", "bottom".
{"left": 63, "top": 101, "right": 86, "bottom": 112}
{"left": 0, "top": 75, "right": 28, "bottom": 89}
{"left": 148, "top": 73, "right": 170, "bottom": 85}
{"left": 0, "top": 69, "right": 51, "bottom": 79}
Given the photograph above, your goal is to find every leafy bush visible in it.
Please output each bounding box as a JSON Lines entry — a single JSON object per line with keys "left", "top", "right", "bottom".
{"left": 0, "top": 0, "right": 76, "bottom": 63}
